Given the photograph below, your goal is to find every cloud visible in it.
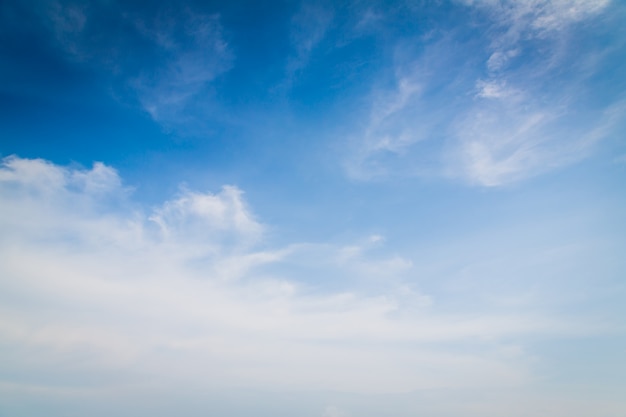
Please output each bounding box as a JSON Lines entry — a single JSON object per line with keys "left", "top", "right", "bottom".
{"left": 475, "top": 79, "right": 520, "bottom": 100}
{"left": 448, "top": 95, "right": 626, "bottom": 187}
{"left": 41, "top": 2, "right": 233, "bottom": 132}
{"left": 47, "top": 1, "right": 87, "bottom": 58}
{"left": 0, "top": 156, "right": 618, "bottom": 402}
{"left": 150, "top": 186, "right": 262, "bottom": 248}
{"left": 446, "top": 0, "right": 619, "bottom": 186}
{"left": 323, "top": 405, "right": 348, "bottom": 417}
{"left": 470, "top": 0, "right": 612, "bottom": 42}
{"left": 343, "top": 34, "right": 469, "bottom": 181}
{"left": 0, "top": 157, "right": 136, "bottom": 254}
{"left": 132, "top": 10, "right": 233, "bottom": 127}
{"left": 284, "top": 4, "right": 333, "bottom": 84}
{"left": 344, "top": 0, "right": 623, "bottom": 186}
{"left": 343, "top": 65, "right": 434, "bottom": 180}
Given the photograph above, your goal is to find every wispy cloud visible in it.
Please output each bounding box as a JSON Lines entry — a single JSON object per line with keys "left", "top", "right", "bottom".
{"left": 345, "top": 0, "right": 624, "bottom": 186}
{"left": 42, "top": 3, "right": 233, "bottom": 132}
{"left": 132, "top": 11, "right": 233, "bottom": 128}
{"left": 47, "top": 1, "right": 87, "bottom": 58}
{"left": 344, "top": 73, "right": 423, "bottom": 179}
{"left": 449, "top": 97, "right": 626, "bottom": 186}
{"left": 343, "top": 35, "right": 466, "bottom": 181}
{"left": 284, "top": 4, "right": 333, "bottom": 84}
{"left": 449, "top": 0, "right": 620, "bottom": 185}
{"left": 463, "top": 0, "right": 612, "bottom": 42}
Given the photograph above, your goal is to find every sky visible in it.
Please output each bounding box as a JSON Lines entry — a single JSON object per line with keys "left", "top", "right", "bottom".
{"left": 1, "top": 0, "right": 625, "bottom": 416}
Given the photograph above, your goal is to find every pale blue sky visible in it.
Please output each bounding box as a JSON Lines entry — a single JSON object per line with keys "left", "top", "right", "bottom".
{"left": 1, "top": 1, "right": 625, "bottom": 416}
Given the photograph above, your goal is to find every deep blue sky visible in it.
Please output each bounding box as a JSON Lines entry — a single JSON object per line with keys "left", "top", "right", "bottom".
{"left": 1, "top": 1, "right": 626, "bottom": 416}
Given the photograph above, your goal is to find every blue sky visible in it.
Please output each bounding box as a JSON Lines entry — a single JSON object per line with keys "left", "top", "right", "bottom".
{"left": 1, "top": 1, "right": 626, "bottom": 416}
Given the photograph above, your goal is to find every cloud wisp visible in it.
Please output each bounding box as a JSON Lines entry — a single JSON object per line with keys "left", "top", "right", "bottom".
{"left": 43, "top": 2, "right": 233, "bottom": 133}
{"left": 288, "top": 4, "right": 333, "bottom": 73}
{"left": 345, "top": 0, "right": 624, "bottom": 186}
{"left": 131, "top": 10, "right": 233, "bottom": 128}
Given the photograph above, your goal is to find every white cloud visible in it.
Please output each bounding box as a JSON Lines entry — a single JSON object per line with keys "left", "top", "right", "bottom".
{"left": 457, "top": 0, "right": 611, "bottom": 39}
{"left": 344, "top": 70, "right": 433, "bottom": 180}
{"left": 149, "top": 186, "right": 262, "bottom": 247}
{"left": 475, "top": 79, "right": 520, "bottom": 100}
{"left": 502, "top": 0, "right": 609, "bottom": 35}
{"left": 486, "top": 49, "right": 519, "bottom": 72}
{"left": 450, "top": 0, "right": 621, "bottom": 185}
{"left": 0, "top": 156, "right": 121, "bottom": 199}
{"left": 0, "top": 156, "right": 616, "bottom": 400}
{"left": 344, "top": 34, "right": 473, "bottom": 181}
{"left": 345, "top": 0, "right": 621, "bottom": 186}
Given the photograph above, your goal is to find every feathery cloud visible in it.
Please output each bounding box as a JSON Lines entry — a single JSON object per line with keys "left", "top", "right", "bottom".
{"left": 345, "top": 0, "right": 623, "bottom": 186}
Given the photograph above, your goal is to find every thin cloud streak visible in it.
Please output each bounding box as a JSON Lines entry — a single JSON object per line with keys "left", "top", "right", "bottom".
{"left": 42, "top": 2, "right": 233, "bottom": 132}
{"left": 345, "top": 0, "right": 624, "bottom": 186}
{"left": 132, "top": 11, "right": 233, "bottom": 127}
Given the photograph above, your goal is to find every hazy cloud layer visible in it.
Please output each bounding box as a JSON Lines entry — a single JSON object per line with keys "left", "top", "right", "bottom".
{"left": 1, "top": 156, "right": 624, "bottom": 416}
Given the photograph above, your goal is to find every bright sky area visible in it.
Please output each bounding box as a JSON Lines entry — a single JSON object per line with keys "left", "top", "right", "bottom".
{"left": 1, "top": 1, "right": 625, "bottom": 416}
